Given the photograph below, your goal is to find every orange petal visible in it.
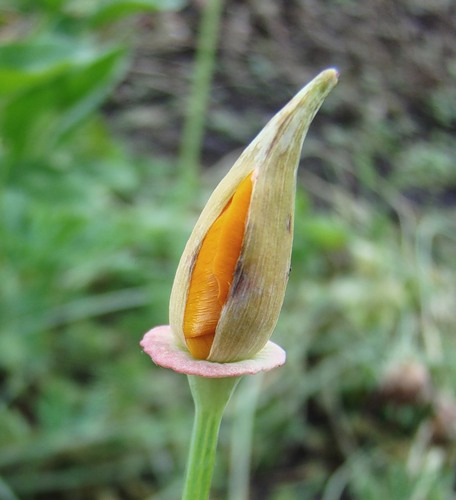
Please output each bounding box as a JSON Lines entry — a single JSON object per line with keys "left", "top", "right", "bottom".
{"left": 183, "top": 173, "right": 254, "bottom": 358}
{"left": 185, "top": 335, "right": 214, "bottom": 360}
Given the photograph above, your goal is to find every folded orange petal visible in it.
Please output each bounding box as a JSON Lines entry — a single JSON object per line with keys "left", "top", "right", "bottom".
{"left": 183, "top": 173, "right": 254, "bottom": 359}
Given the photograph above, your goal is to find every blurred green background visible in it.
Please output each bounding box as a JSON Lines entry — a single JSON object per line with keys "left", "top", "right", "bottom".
{"left": 1, "top": 1, "right": 455, "bottom": 499}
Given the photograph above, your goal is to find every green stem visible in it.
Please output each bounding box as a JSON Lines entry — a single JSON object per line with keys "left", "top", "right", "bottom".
{"left": 183, "top": 375, "right": 241, "bottom": 500}
{"left": 177, "top": 0, "right": 225, "bottom": 194}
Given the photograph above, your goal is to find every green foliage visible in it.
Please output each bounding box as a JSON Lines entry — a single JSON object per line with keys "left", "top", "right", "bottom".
{"left": 89, "top": 0, "right": 186, "bottom": 27}
{"left": 1, "top": 1, "right": 456, "bottom": 499}
{"left": 0, "top": 1, "right": 189, "bottom": 498}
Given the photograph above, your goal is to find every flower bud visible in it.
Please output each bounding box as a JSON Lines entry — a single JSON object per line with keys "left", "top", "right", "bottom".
{"left": 170, "top": 69, "right": 338, "bottom": 362}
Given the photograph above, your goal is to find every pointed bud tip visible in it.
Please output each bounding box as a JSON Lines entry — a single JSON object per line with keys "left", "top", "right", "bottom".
{"left": 324, "top": 67, "right": 340, "bottom": 81}
{"left": 314, "top": 67, "right": 339, "bottom": 90}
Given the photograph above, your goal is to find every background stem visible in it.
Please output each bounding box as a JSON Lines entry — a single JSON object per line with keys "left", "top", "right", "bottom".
{"left": 228, "top": 374, "right": 263, "bottom": 500}
{"left": 177, "top": 0, "right": 225, "bottom": 194}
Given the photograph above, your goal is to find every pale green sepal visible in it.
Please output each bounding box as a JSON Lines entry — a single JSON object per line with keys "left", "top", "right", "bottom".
{"left": 169, "top": 69, "right": 338, "bottom": 361}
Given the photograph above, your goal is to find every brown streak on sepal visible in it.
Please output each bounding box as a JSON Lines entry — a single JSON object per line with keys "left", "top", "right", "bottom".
{"left": 286, "top": 266, "right": 292, "bottom": 280}
{"left": 188, "top": 249, "right": 198, "bottom": 276}
{"left": 264, "top": 109, "right": 295, "bottom": 159}
{"left": 230, "top": 259, "right": 248, "bottom": 298}
{"left": 286, "top": 214, "right": 292, "bottom": 233}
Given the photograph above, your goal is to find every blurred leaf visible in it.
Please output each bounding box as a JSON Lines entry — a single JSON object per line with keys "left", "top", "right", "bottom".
{"left": 302, "top": 216, "right": 349, "bottom": 251}
{"left": 1, "top": 42, "right": 128, "bottom": 165}
{"left": 0, "top": 37, "right": 98, "bottom": 97}
{"left": 89, "top": 0, "right": 186, "bottom": 26}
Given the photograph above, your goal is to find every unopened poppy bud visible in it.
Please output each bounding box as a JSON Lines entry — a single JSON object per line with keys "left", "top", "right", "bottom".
{"left": 170, "top": 69, "right": 338, "bottom": 362}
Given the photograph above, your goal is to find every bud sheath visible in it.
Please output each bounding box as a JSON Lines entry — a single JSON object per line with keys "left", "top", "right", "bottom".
{"left": 170, "top": 69, "right": 338, "bottom": 362}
